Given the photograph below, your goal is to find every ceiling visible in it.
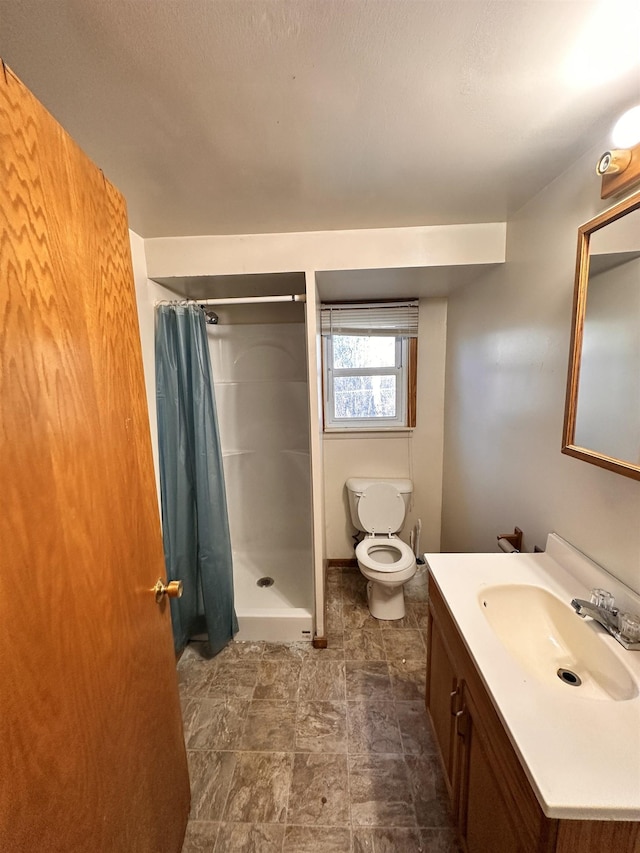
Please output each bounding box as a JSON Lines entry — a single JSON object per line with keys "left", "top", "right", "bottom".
{"left": 1, "top": 1, "right": 639, "bottom": 239}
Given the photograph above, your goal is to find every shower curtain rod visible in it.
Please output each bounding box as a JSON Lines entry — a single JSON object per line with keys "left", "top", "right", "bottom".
{"left": 155, "top": 294, "right": 306, "bottom": 307}
{"left": 198, "top": 294, "right": 306, "bottom": 306}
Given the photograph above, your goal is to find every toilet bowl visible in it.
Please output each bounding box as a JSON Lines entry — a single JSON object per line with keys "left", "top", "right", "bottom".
{"left": 346, "top": 478, "right": 417, "bottom": 620}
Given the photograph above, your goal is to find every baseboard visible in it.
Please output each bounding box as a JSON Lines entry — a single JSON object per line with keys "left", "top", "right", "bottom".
{"left": 327, "top": 558, "right": 358, "bottom": 568}
{"left": 312, "top": 635, "right": 328, "bottom": 649}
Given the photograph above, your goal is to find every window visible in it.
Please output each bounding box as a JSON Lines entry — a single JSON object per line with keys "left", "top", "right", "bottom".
{"left": 321, "top": 301, "right": 418, "bottom": 430}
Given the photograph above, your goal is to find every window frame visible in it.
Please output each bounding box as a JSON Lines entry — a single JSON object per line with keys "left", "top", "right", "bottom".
{"left": 323, "top": 333, "right": 414, "bottom": 431}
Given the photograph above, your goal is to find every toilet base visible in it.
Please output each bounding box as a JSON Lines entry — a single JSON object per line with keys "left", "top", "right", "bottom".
{"left": 367, "top": 580, "right": 406, "bottom": 620}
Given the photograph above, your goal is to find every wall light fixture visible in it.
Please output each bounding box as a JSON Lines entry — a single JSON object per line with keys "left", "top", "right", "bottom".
{"left": 598, "top": 105, "right": 640, "bottom": 199}
{"left": 612, "top": 104, "right": 640, "bottom": 148}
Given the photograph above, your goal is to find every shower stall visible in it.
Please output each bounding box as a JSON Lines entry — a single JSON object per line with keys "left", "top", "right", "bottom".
{"left": 206, "top": 291, "right": 314, "bottom": 641}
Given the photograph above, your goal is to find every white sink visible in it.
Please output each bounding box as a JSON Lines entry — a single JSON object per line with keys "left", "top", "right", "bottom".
{"left": 479, "top": 584, "right": 638, "bottom": 702}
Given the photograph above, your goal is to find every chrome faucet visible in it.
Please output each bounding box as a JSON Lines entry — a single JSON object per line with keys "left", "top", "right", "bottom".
{"left": 571, "top": 598, "right": 619, "bottom": 631}
{"left": 571, "top": 591, "right": 640, "bottom": 651}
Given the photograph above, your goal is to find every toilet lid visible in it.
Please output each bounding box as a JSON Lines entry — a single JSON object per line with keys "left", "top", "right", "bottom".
{"left": 357, "top": 482, "right": 405, "bottom": 534}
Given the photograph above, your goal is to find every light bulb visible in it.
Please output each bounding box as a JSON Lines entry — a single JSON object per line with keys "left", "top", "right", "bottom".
{"left": 612, "top": 105, "right": 640, "bottom": 148}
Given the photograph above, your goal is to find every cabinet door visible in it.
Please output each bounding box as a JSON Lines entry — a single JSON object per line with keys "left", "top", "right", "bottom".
{"left": 457, "top": 685, "right": 523, "bottom": 853}
{"left": 426, "top": 608, "right": 460, "bottom": 798}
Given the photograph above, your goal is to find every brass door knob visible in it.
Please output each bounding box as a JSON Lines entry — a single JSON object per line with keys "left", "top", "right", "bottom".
{"left": 154, "top": 578, "right": 183, "bottom": 603}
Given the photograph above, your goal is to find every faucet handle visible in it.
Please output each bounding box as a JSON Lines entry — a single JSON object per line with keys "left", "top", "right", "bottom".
{"left": 618, "top": 612, "right": 640, "bottom": 644}
{"left": 590, "top": 588, "right": 615, "bottom": 611}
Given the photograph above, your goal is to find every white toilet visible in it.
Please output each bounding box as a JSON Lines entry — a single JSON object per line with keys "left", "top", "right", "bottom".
{"left": 346, "top": 477, "right": 417, "bottom": 620}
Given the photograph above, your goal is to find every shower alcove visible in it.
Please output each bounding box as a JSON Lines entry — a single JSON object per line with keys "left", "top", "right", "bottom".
{"left": 155, "top": 272, "right": 316, "bottom": 642}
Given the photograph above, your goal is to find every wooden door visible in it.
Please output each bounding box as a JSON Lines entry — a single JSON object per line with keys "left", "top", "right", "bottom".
{"left": 0, "top": 66, "right": 190, "bottom": 851}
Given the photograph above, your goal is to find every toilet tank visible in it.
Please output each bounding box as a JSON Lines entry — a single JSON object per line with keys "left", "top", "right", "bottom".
{"left": 346, "top": 477, "right": 413, "bottom": 532}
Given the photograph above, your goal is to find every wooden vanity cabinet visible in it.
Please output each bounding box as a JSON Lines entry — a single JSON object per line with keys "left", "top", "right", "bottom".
{"left": 425, "top": 577, "right": 640, "bottom": 853}
{"left": 456, "top": 681, "right": 524, "bottom": 853}
{"left": 425, "top": 608, "right": 459, "bottom": 798}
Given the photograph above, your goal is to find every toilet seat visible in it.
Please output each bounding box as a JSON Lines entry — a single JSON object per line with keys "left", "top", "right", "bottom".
{"left": 355, "top": 482, "right": 406, "bottom": 535}
{"left": 356, "top": 535, "right": 415, "bottom": 573}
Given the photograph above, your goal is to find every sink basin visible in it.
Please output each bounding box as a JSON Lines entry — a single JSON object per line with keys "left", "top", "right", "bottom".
{"left": 479, "top": 584, "right": 638, "bottom": 701}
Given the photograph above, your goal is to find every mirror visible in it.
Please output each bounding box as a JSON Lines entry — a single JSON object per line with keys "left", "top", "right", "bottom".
{"left": 563, "top": 191, "right": 640, "bottom": 480}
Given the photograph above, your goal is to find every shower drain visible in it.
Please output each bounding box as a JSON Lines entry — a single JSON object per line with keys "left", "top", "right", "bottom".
{"left": 557, "top": 668, "right": 582, "bottom": 687}
{"left": 257, "top": 576, "right": 275, "bottom": 588}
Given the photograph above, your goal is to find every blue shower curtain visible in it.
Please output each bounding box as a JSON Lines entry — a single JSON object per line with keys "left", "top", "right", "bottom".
{"left": 155, "top": 304, "right": 238, "bottom": 656}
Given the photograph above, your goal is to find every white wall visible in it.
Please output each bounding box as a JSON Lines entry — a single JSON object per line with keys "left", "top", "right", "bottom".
{"left": 129, "top": 230, "right": 185, "bottom": 506}
{"left": 442, "top": 146, "right": 640, "bottom": 593}
{"left": 145, "top": 223, "right": 505, "bottom": 278}
{"left": 130, "top": 230, "right": 160, "bottom": 500}
{"left": 303, "top": 272, "right": 327, "bottom": 635}
{"left": 323, "top": 297, "right": 447, "bottom": 558}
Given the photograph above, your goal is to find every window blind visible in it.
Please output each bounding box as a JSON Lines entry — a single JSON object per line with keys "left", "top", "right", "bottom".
{"left": 320, "top": 301, "right": 419, "bottom": 337}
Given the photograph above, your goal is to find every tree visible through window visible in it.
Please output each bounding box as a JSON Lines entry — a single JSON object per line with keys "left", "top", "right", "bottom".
{"left": 324, "top": 333, "right": 408, "bottom": 428}
{"left": 332, "top": 335, "right": 397, "bottom": 419}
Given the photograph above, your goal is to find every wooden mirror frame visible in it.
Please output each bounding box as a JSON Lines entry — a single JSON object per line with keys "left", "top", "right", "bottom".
{"left": 562, "top": 190, "right": 640, "bottom": 481}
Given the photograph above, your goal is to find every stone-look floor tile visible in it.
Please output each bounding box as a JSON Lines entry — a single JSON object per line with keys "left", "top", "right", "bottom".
{"left": 223, "top": 752, "right": 293, "bottom": 823}
{"left": 309, "top": 644, "right": 347, "bottom": 660}
{"left": 299, "top": 659, "right": 346, "bottom": 700}
{"left": 180, "top": 644, "right": 206, "bottom": 664}
{"left": 343, "top": 628, "right": 386, "bottom": 661}
{"left": 262, "top": 641, "right": 313, "bottom": 661}
{"left": 420, "top": 827, "right": 462, "bottom": 852}
{"left": 347, "top": 701, "right": 403, "bottom": 754}
{"left": 388, "top": 660, "right": 426, "bottom": 700}
{"left": 205, "top": 661, "right": 260, "bottom": 699}
{"left": 352, "top": 826, "right": 424, "bottom": 852}
{"left": 342, "top": 573, "right": 368, "bottom": 606}
{"left": 186, "top": 698, "right": 248, "bottom": 750}
{"left": 377, "top": 610, "right": 419, "bottom": 629}
{"left": 345, "top": 661, "right": 393, "bottom": 700}
{"left": 287, "top": 753, "right": 349, "bottom": 826}
{"left": 405, "top": 755, "right": 454, "bottom": 828}
{"left": 181, "top": 820, "right": 219, "bottom": 853}
{"left": 178, "top": 656, "right": 215, "bottom": 699}
{"left": 187, "top": 750, "right": 237, "bottom": 822}
{"left": 349, "top": 754, "right": 417, "bottom": 827}
{"left": 283, "top": 825, "right": 353, "bottom": 852}
{"left": 239, "top": 700, "right": 297, "bottom": 751}
{"left": 343, "top": 603, "right": 379, "bottom": 630}
{"left": 253, "top": 660, "right": 301, "bottom": 700}
{"left": 213, "top": 822, "right": 285, "bottom": 852}
{"left": 180, "top": 643, "right": 218, "bottom": 666}
{"left": 213, "top": 641, "right": 265, "bottom": 661}
{"left": 180, "top": 632, "right": 456, "bottom": 849}
{"left": 325, "top": 632, "right": 345, "bottom": 650}
{"left": 407, "top": 600, "right": 429, "bottom": 630}
{"left": 295, "top": 701, "right": 348, "bottom": 753}
{"left": 404, "top": 572, "right": 429, "bottom": 602}
{"left": 326, "top": 600, "right": 344, "bottom": 633}
{"left": 397, "top": 702, "right": 437, "bottom": 755}
{"left": 382, "top": 629, "right": 426, "bottom": 661}
{"left": 181, "top": 696, "right": 202, "bottom": 743}
{"left": 326, "top": 574, "right": 342, "bottom": 595}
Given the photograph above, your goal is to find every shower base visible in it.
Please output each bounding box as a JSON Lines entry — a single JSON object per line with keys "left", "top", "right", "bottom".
{"left": 232, "top": 547, "right": 314, "bottom": 642}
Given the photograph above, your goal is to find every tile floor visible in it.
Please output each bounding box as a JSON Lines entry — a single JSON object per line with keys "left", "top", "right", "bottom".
{"left": 178, "top": 565, "right": 460, "bottom": 853}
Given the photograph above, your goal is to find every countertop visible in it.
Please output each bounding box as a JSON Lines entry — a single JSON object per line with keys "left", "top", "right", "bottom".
{"left": 424, "top": 534, "right": 640, "bottom": 820}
